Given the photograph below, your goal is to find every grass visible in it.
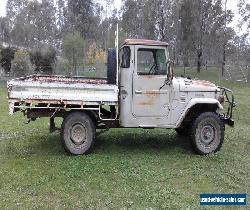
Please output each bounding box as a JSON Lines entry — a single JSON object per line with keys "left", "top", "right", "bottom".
{"left": 0, "top": 69, "right": 249, "bottom": 209}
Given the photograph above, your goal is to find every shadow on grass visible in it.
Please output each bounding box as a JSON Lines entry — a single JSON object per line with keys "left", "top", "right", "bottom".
{"left": 2, "top": 129, "right": 193, "bottom": 157}
{"left": 96, "top": 129, "right": 193, "bottom": 155}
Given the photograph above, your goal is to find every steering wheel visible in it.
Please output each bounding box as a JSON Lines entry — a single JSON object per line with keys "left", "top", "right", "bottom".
{"left": 149, "top": 63, "right": 157, "bottom": 75}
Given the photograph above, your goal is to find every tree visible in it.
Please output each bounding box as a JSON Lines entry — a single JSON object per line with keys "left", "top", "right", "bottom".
{"left": 121, "top": 0, "right": 182, "bottom": 63}
{"left": 25, "top": 0, "right": 57, "bottom": 46}
{"left": 6, "top": 0, "right": 57, "bottom": 48}
{"left": 11, "top": 49, "right": 32, "bottom": 77}
{"left": 0, "top": 17, "right": 10, "bottom": 43}
{"left": 56, "top": 0, "right": 67, "bottom": 46}
{"left": 121, "top": 0, "right": 144, "bottom": 38}
{"left": 179, "top": 0, "right": 233, "bottom": 72}
{"left": 155, "top": 0, "right": 180, "bottom": 42}
{"left": 6, "top": 0, "right": 28, "bottom": 28}
{"left": 86, "top": 42, "right": 106, "bottom": 65}
{"left": 238, "top": 0, "right": 250, "bottom": 32}
{"left": 30, "top": 44, "right": 57, "bottom": 75}
{"left": 67, "top": 0, "right": 100, "bottom": 39}
{"left": 55, "top": 57, "right": 71, "bottom": 76}
{"left": 0, "top": 47, "right": 16, "bottom": 74}
{"left": 62, "top": 32, "right": 85, "bottom": 75}
{"left": 6, "top": 0, "right": 30, "bottom": 46}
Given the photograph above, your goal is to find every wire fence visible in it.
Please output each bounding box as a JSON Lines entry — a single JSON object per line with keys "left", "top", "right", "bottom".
{"left": 175, "top": 64, "right": 250, "bottom": 83}
{"left": 1, "top": 64, "right": 249, "bottom": 83}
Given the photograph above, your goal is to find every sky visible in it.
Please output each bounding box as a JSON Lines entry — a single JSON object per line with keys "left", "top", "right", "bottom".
{"left": 0, "top": 0, "right": 242, "bottom": 32}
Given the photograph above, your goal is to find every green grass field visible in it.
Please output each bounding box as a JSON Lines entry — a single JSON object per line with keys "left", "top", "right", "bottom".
{"left": 0, "top": 69, "right": 249, "bottom": 209}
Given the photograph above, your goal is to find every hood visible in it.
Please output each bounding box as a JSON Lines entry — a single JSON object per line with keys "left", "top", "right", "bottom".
{"left": 176, "top": 77, "right": 220, "bottom": 92}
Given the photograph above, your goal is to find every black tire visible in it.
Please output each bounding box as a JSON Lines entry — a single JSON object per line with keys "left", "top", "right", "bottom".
{"left": 175, "top": 126, "right": 190, "bottom": 136}
{"left": 107, "top": 48, "right": 117, "bottom": 84}
{"left": 191, "top": 112, "right": 224, "bottom": 155}
{"left": 61, "top": 112, "right": 96, "bottom": 155}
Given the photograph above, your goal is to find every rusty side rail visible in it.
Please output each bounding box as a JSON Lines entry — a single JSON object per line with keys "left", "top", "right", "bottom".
{"left": 7, "top": 75, "right": 119, "bottom": 115}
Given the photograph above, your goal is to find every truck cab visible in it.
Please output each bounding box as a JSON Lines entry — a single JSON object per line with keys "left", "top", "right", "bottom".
{"left": 119, "top": 39, "right": 172, "bottom": 128}
{"left": 119, "top": 39, "right": 234, "bottom": 128}
{"left": 7, "top": 39, "right": 235, "bottom": 156}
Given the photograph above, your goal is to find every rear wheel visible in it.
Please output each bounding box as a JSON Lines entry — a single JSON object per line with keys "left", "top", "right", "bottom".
{"left": 191, "top": 112, "right": 224, "bottom": 155}
{"left": 61, "top": 112, "right": 96, "bottom": 155}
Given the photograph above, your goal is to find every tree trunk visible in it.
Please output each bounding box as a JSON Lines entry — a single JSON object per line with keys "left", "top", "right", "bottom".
{"left": 222, "top": 46, "right": 226, "bottom": 77}
{"left": 222, "top": 0, "right": 227, "bottom": 77}
{"left": 197, "top": 50, "right": 202, "bottom": 73}
{"left": 183, "top": 52, "right": 189, "bottom": 67}
{"left": 72, "top": 48, "right": 77, "bottom": 76}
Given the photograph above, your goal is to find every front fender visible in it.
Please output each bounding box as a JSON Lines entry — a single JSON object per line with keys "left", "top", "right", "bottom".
{"left": 175, "top": 98, "right": 223, "bottom": 127}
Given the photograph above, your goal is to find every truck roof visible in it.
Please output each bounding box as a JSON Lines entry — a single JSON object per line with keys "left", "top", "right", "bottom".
{"left": 122, "top": 39, "right": 168, "bottom": 47}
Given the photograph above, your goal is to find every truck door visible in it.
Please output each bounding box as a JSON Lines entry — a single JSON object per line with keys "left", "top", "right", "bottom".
{"left": 132, "top": 46, "right": 170, "bottom": 117}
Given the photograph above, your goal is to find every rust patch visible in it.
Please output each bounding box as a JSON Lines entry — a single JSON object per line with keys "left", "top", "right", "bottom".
{"left": 140, "top": 75, "right": 155, "bottom": 79}
{"left": 137, "top": 90, "right": 159, "bottom": 106}
{"left": 19, "top": 75, "right": 107, "bottom": 85}
{"left": 123, "top": 39, "right": 168, "bottom": 47}
{"left": 138, "top": 101, "right": 154, "bottom": 106}
{"left": 145, "top": 90, "right": 160, "bottom": 99}
{"left": 192, "top": 80, "right": 216, "bottom": 88}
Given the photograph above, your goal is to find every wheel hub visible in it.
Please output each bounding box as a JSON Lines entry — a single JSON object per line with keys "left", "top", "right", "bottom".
{"left": 201, "top": 125, "right": 215, "bottom": 145}
{"left": 70, "top": 123, "right": 87, "bottom": 145}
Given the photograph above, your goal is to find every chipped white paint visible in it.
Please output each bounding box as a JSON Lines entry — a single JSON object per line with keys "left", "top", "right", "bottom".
{"left": 8, "top": 75, "right": 118, "bottom": 114}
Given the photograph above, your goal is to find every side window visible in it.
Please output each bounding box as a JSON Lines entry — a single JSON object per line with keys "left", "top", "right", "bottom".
{"left": 120, "top": 46, "right": 131, "bottom": 68}
{"left": 137, "top": 48, "right": 167, "bottom": 75}
{"left": 137, "top": 50, "right": 154, "bottom": 75}
{"left": 155, "top": 49, "right": 167, "bottom": 75}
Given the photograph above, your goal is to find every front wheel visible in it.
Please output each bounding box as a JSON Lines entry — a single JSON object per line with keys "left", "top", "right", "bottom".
{"left": 61, "top": 112, "right": 96, "bottom": 155}
{"left": 191, "top": 112, "right": 224, "bottom": 155}
{"left": 175, "top": 126, "right": 190, "bottom": 136}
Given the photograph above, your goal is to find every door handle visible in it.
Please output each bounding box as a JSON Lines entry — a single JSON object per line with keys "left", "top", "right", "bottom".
{"left": 135, "top": 90, "right": 142, "bottom": 94}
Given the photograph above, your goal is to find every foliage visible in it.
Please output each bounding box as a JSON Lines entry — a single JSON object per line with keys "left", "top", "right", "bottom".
{"left": 54, "top": 57, "right": 71, "bottom": 76}
{"left": 86, "top": 43, "right": 106, "bottom": 65}
{"left": 0, "top": 47, "right": 15, "bottom": 74}
{"left": 29, "top": 44, "right": 57, "bottom": 75}
{"left": 67, "top": 0, "right": 101, "bottom": 39}
{"left": 11, "top": 49, "right": 32, "bottom": 77}
{"left": 120, "top": 0, "right": 236, "bottom": 73}
{"left": 6, "top": 0, "right": 57, "bottom": 47}
{"left": 179, "top": 0, "right": 234, "bottom": 72}
{"left": 0, "top": 17, "right": 10, "bottom": 43}
{"left": 62, "top": 32, "right": 84, "bottom": 75}
{"left": 238, "top": 0, "right": 250, "bottom": 31}
{"left": 0, "top": 0, "right": 248, "bottom": 76}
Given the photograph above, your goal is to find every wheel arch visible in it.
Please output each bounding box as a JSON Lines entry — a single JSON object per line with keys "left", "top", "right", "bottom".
{"left": 63, "top": 109, "right": 99, "bottom": 126}
{"left": 176, "top": 98, "right": 222, "bottom": 128}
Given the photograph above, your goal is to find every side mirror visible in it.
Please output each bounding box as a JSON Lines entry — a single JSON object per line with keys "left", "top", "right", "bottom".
{"left": 160, "top": 60, "right": 174, "bottom": 89}
{"left": 167, "top": 60, "right": 174, "bottom": 81}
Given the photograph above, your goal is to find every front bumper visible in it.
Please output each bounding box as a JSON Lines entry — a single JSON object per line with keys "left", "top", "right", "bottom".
{"left": 218, "top": 87, "right": 236, "bottom": 127}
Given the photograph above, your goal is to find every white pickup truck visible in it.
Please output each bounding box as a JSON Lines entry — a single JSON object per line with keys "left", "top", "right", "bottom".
{"left": 7, "top": 39, "right": 235, "bottom": 155}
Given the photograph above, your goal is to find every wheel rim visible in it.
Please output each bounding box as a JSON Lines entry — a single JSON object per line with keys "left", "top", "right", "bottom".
{"left": 70, "top": 123, "right": 87, "bottom": 145}
{"left": 200, "top": 124, "right": 215, "bottom": 145}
